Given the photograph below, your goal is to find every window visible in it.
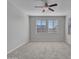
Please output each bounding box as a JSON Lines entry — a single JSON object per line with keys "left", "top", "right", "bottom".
{"left": 36, "top": 20, "right": 58, "bottom": 33}
{"left": 36, "top": 20, "right": 46, "bottom": 32}
{"left": 48, "top": 20, "right": 58, "bottom": 32}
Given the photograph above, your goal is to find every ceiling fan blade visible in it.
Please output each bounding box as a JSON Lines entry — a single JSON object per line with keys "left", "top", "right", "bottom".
{"left": 45, "top": 2, "right": 48, "bottom": 7}
{"left": 42, "top": 9, "right": 45, "bottom": 12}
{"left": 48, "top": 8, "right": 54, "bottom": 12}
{"left": 34, "top": 6, "right": 44, "bottom": 8}
{"left": 49, "top": 3, "right": 57, "bottom": 7}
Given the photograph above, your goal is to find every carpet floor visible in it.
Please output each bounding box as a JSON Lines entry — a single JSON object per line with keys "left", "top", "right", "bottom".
{"left": 7, "top": 42, "right": 71, "bottom": 59}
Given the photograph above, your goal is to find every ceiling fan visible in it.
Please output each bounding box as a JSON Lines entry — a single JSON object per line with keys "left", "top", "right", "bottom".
{"left": 34, "top": 0, "right": 58, "bottom": 12}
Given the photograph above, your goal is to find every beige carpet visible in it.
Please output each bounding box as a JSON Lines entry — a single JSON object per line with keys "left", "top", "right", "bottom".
{"left": 7, "top": 42, "right": 71, "bottom": 59}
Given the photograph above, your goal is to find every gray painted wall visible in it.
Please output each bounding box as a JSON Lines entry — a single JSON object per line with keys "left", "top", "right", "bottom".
{"left": 65, "top": 14, "right": 71, "bottom": 45}
{"left": 30, "top": 16, "right": 65, "bottom": 42}
{"left": 7, "top": 1, "right": 29, "bottom": 52}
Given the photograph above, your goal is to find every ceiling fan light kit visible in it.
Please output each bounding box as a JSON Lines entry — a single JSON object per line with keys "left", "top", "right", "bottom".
{"left": 34, "top": 0, "right": 58, "bottom": 12}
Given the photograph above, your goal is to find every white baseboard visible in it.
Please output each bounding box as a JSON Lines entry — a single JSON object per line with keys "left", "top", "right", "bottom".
{"left": 7, "top": 41, "right": 29, "bottom": 54}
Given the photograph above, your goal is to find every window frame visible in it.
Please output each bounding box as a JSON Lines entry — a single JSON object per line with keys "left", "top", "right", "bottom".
{"left": 48, "top": 20, "right": 58, "bottom": 33}
{"left": 36, "top": 19, "right": 58, "bottom": 33}
{"left": 36, "top": 20, "right": 46, "bottom": 33}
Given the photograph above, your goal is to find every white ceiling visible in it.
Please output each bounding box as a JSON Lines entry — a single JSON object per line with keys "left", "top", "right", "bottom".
{"left": 8, "top": 0, "right": 71, "bottom": 13}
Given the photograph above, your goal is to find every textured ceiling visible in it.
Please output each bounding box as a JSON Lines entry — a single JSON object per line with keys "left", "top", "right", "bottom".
{"left": 8, "top": 0, "right": 71, "bottom": 13}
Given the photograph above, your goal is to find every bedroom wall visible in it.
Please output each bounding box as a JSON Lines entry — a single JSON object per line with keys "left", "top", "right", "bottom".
{"left": 65, "top": 12, "right": 71, "bottom": 45}
{"left": 7, "top": 1, "right": 29, "bottom": 53}
{"left": 26, "top": 11, "right": 71, "bottom": 45}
